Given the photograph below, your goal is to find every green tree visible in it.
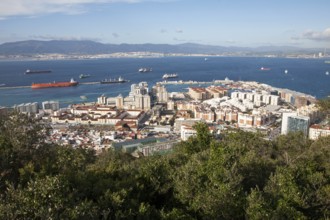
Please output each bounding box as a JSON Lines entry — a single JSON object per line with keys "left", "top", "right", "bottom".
{"left": 317, "top": 97, "right": 330, "bottom": 124}
{"left": 194, "top": 122, "right": 212, "bottom": 148}
{"left": 0, "top": 112, "right": 51, "bottom": 190}
{"left": 177, "top": 122, "right": 213, "bottom": 155}
{"left": 317, "top": 97, "right": 330, "bottom": 113}
{"left": 0, "top": 175, "right": 98, "bottom": 219}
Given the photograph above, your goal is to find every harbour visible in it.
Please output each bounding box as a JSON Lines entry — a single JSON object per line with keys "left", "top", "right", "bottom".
{"left": 0, "top": 56, "right": 329, "bottom": 107}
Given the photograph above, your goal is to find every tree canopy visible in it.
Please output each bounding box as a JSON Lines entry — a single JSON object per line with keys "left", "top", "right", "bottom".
{"left": 0, "top": 112, "right": 329, "bottom": 219}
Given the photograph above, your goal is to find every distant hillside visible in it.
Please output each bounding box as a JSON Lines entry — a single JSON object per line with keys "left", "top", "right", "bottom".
{"left": 0, "top": 40, "right": 320, "bottom": 55}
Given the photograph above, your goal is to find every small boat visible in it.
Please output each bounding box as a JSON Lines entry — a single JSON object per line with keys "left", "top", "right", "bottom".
{"left": 138, "top": 68, "right": 152, "bottom": 73}
{"left": 260, "top": 67, "right": 271, "bottom": 71}
{"left": 100, "top": 76, "right": 129, "bottom": 84}
{"left": 79, "top": 74, "right": 90, "bottom": 79}
{"left": 163, "top": 73, "right": 178, "bottom": 79}
{"left": 325, "top": 61, "right": 330, "bottom": 64}
{"left": 25, "top": 69, "right": 52, "bottom": 74}
{"left": 284, "top": 69, "right": 288, "bottom": 74}
{"left": 326, "top": 71, "right": 329, "bottom": 76}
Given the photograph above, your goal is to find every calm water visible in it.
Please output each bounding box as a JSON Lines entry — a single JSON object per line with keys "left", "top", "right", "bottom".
{"left": 0, "top": 57, "right": 329, "bottom": 107}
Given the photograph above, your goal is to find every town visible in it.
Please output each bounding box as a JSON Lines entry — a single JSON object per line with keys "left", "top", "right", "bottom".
{"left": 1, "top": 78, "right": 329, "bottom": 156}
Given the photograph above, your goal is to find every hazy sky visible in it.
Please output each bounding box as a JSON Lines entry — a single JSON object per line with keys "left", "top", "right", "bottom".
{"left": 0, "top": 0, "right": 330, "bottom": 48}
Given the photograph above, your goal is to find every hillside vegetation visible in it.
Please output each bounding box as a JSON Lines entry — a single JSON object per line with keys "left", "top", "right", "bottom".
{"left": 0, "top": 112, "right": 329, "bottom": 219}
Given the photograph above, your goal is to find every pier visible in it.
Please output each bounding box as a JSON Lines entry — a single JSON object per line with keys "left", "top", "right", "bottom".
{"left": 0, "top": 85, "right": 30, "bottom": 90}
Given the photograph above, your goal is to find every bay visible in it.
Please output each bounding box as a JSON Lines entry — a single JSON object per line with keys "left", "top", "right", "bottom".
{"left": 0, "top": 56, "right": 329, "bottom": 107}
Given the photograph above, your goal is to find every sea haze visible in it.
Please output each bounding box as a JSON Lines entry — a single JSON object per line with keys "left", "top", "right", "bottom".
{"left": 0, "top": 57, "right": 329, "bottom": 107}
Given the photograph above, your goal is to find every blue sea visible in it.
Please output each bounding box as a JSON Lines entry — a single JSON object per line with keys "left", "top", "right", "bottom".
{"left": 0, "top": 56, "right": 329, "bottom": 107}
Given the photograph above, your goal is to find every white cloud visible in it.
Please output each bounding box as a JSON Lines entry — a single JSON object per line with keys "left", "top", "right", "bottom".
{"left": 0, "top": 0, "right": 142, "bottom": 18}
{"left": 302, "top": 28, "right": 330, "bottom": 41}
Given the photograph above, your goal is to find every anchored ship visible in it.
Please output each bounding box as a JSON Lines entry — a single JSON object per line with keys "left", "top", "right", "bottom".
{"left": 79, "top": 74, "right": 90, "bottom": 79}
{"left": 100, "top": 76, "right": 129, "bottom": 84}
{"left": 260, "top": 67, "right": 271, "bottom": 71}
{"left": 25, "top": 69, "right": 52, "bottom": 74}
{"left": 31, "top": 78, "right": 78, "bottom": 89}
{"left": 138, "top": 67, "right": 152, "bottom": 73}
{"left": 163, "top": 73, "right": 178, "bottom": 79}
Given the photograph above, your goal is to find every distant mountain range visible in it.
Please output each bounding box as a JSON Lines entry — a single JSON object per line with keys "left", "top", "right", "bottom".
{"left": 0, "top": 40, "right": 322, "bottom": 56}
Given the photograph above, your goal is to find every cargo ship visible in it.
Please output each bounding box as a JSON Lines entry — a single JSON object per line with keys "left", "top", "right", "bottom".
{"left": 100, "top": 76, "right": 129, "bottom": 84}
{"left": 31, "top": 78, "right": 78, "bottom": 89}
{"left": 163, "top": 73, "right": 178, "bottom": 79}
{"left": 25, "top": 69, "right": 52, "bottom": 74}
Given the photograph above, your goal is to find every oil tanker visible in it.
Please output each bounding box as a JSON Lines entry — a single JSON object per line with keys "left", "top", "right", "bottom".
{"left": 31, "top": 78, "right": 78, "bottom": 89}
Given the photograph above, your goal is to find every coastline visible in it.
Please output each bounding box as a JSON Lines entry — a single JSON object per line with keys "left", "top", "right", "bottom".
{"left": 0, "top": 56, "right": 328, "bottom": 108}
{"left": 1, "top": 52, "right": 329, "bottom": 62}
{"left": 0, "top": 79, "right": 318, "bottom": 108}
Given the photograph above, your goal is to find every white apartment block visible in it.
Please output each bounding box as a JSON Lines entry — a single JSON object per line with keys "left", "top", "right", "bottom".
{"left": 237, "top": 112, "right": 269, "bottom": 127}
{"left": 52, "top": 106, "right": 145, "bottom": 126}
{"left": 224, "top": 98, "right": 249, "bottom": 112}
{"left": 281, "top": 112, "right": 310, "bottom": 136}
{"left": 97, "top": 95, "right": 107, "bottom": 105}
{"left": 167, "top": 100, "right": 175, "bottom": 110}
{"left": 42, "top": 101, "right": 60, "bottom": 112}
{"left": 194, "top": 107, "right": 215, "bottom": 122}
{"left": 96, "top": 82, "right": 151, "bottom": 110}
{"left": 297, "top": 104, "right": 322, "bottom": 124}
{"left": 180, "top": 125, "right": 197, "bottom": 141}
{"left": 231, "top": 91, "right": 279, "bottom": 106}
{"left": 15, "top": 102, "right": 38, "bottom": 114}
{"left": 214, "top": 107, "right": 239, "bottom": 122}
{"left": 176, "top": 101, "right": 200, "bottom": 111}
{"left": 152, "top": 83, "right": 169, "bottom": 103}
{"left": 309, "top": 125, "right": 330, "bottom": 140}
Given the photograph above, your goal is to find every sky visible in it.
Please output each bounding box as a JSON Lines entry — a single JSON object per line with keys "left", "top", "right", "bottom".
{"left": 0, "top": 0, "right": 330, "bottom": 48}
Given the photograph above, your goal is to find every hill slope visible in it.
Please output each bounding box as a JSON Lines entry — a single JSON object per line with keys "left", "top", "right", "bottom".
{"left": 0, "top": 40, "right": 319, "bottom": 55}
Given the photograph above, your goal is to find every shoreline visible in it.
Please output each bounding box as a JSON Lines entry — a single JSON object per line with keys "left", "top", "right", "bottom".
{"left": 0, "top": 79, "right": 318, "bottom": 108}
{"left": 1, "top": 53, "right": 329, "bottom": 62}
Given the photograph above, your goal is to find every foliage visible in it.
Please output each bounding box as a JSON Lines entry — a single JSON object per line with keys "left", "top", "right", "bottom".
{"left": 317, "top": 97, "right": 330, "bottom": 113}
{"left": 0, "top": 114, "right": 329, "bottom": 219}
